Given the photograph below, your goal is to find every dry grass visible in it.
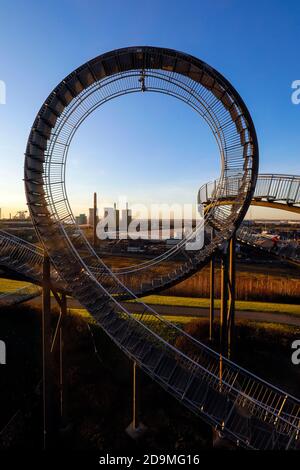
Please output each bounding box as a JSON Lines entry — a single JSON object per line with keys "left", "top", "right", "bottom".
{"left": 1, "top": 256, "right": 299, "bottom": 305}
{"left": 163, "top": 264, "right": 300, "bottom": 303}
{"left": 102, "top": 256, "right": 300, "bottom": 303}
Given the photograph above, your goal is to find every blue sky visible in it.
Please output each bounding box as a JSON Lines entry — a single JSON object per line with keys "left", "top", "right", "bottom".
{"left": 0, "top": 0, "right": 299, "bottom": 219}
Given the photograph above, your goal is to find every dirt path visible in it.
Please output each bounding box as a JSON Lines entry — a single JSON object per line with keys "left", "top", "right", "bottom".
{"left": 26, "top": 296, "right": 300, "bottom": 327}
{"left": 122, "top": 302, "right": 300, "bottom": 326}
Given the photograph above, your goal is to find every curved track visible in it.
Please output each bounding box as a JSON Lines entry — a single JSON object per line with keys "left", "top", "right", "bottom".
{"left": 2, "top": 172, "right": 300, "bottom": 288}
{"left": 199, "top": 174, "right": 300, "bottom": 266}
{"left": 24, "top": 46, "right": 258, "bottom": 296}
{"left": 199, "top": 174, "right": 300, "bottom": 211}
{"left": 2, "top": 47, "right": 300, "bottom": 448}
{"left": 1, "top": 220, "right": 300, "bottom": 448}
{"left": 0, "top": 230, "right": 64, "bottom": 288}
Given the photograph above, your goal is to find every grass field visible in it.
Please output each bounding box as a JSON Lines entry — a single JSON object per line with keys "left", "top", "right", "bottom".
{"left": 1, "top": 302, "right": 299, "bottom": 449}
{"left": 5, "top": 302, "right": 298, "bottom": 348}
{"left": 133, "top": 295, "right": 300, "bottom": 316}
{"left": 70, "top": 307, "right": 202, "bottom": 325}
{"left": 1, "top": 247, "right": 300, "bottom": 303}
{"left": 0, "top": 279, "right": 33, "bottom": 294}
{"left": 106, "top": 256, "right": 300, "bottom": 303}
{"left": 71, "top": 309, "right": 299, "bottom": 330}
{"left": 1, "top": 279, "right": 299, "bottom": 317}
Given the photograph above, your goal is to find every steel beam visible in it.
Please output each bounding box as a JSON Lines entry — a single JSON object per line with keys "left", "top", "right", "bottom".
{"left": 126, "top": 360, "right": 147, "bottom": 439}
{"left": 220, "top": 244, "right": 229, "bottom": 355}
{"left": 219, "top": 235, "right": 237, "bottom": 358}
{"left": 59, "top": 293, "right": 67, "bottom": 422}
{"left": 132, "top": 361, "right": 138, "bottom": 430}
{"left": 228, "top": 234, "right": 236, "bottom": 359}
{"left": 42, "top": 256, "right": 69, "bottom": 447}
{"left": 42, "top": 253, "right": 53, "bottom": 449}
{"left": 209, "top": 257, "right": 215, "bottom": 342}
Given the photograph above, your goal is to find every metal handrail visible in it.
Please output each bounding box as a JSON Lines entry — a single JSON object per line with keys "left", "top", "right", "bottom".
{"left": 20, "top": 45, "right": 300, "bottom": 448}
{"left": 199, "top": 174, "right": 300, "bottom": 205}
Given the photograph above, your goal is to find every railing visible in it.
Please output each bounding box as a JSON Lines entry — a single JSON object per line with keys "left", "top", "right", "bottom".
{"left": 198, "top": 174, "right": 300, "bottom": 265}
{"left": 0, "top": 230, "right": 63, "bottom": 288}
{"left": 238, "top": 226, "right": 300, "bottom": 263}
{"left": 199, "top": 174, "right": 300, "bottom": 206}
{"left": 1, "top": 229, "right": 300, "bottom": 447}
{"left": 6, "top": 43, "right": 300, "bottom": 448}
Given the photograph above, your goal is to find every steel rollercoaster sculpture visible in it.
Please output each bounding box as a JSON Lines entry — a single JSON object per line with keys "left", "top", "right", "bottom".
{"left": 2, "top": 46, "right": 300, "bottom": 449}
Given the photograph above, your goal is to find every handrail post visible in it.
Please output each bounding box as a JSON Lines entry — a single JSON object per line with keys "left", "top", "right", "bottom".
{"left": 267, "top": 175, "right": 273, "bottom": 199}
{"left": 286, "top": 176, "right": 294, "bottom": 203}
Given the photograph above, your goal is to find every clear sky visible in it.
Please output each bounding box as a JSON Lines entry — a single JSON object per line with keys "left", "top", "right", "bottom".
{"left": 0, "top": 0, "right": 299, "bottom": 219}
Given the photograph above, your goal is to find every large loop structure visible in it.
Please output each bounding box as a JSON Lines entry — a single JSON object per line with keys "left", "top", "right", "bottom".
{"left": 24, "top": 46, "right": 258, "bottom": 295}
{"left": 21, "top": 48, "right": 300, "bottom": 450}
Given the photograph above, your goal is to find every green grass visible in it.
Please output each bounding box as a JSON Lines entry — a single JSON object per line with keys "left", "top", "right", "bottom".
{"left": 70, "top": 307, "right": 203, "bottom": 325}
{"left": 0, "top": 278, "right": 32, "bottom": 294}
{"left": 130, "top": 295, "right": 300, "bottom": 316}
{"left": 0, "top": 279, "right": 67, "bottom": 299}
{"left": 1, "top": 278, "right": 299, "bottom": 317}
{"left": 70, "top": 308, "right": 300, "bottom": 331}
{"left": 240, "top": 320, "right": 299, "bottom": 335}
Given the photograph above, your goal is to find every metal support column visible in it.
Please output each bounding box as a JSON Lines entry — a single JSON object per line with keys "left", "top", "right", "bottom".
{"left": 209, "top": 227, "right": 215, "bottom": 342}
{"left": 126, "top": 360, "right": 146, "bottom": 439}
{"left": 42, "top": 256, "right": 69, "bottom": 447}
{"left": 228, "top": 234, "right": 236, "bottom": 359}
{"left": 209, "top": 256, "right": 215, "bottom": 342}
{"left": 220, "top": 244, "right": 229, "bottom": 356}
{"left": 59, "top": 293, "right": 67, "bottom": 422}
{"left": 42, "top": 253, "right": 52, "bottom": 449}
{"left": 132, "top": 361, "right": 138, "bottom": 430}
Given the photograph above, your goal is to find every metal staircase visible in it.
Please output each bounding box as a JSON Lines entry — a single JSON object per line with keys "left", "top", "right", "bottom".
{"left": 1, "top": 228, "right": 300, "bottom": 449}
{"left": 198, "top": 174, "right": 300, "bottom": 266}
{"left": 4, "top": 45, "right": 297, "bottom": 449}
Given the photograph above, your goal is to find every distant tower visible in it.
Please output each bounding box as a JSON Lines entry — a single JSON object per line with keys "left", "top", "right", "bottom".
{"left": 88, "top": 208, "right": 94, "bottom": 226}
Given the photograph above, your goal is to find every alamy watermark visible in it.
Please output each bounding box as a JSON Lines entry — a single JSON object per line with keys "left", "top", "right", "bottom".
{"left": 0, "top": 80, "right": 6, "bottom": 105}
{"left": 291, "top": 340, "right": 300, "bottom": 365}
{"left": 291, "top": 80, "right": 300, "bottom": 104}
{"left": 96, "top": 199, "right": 205, "bottom": 251}
{"left": 0, "top": 340, "right": 6, "bottom": 365}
